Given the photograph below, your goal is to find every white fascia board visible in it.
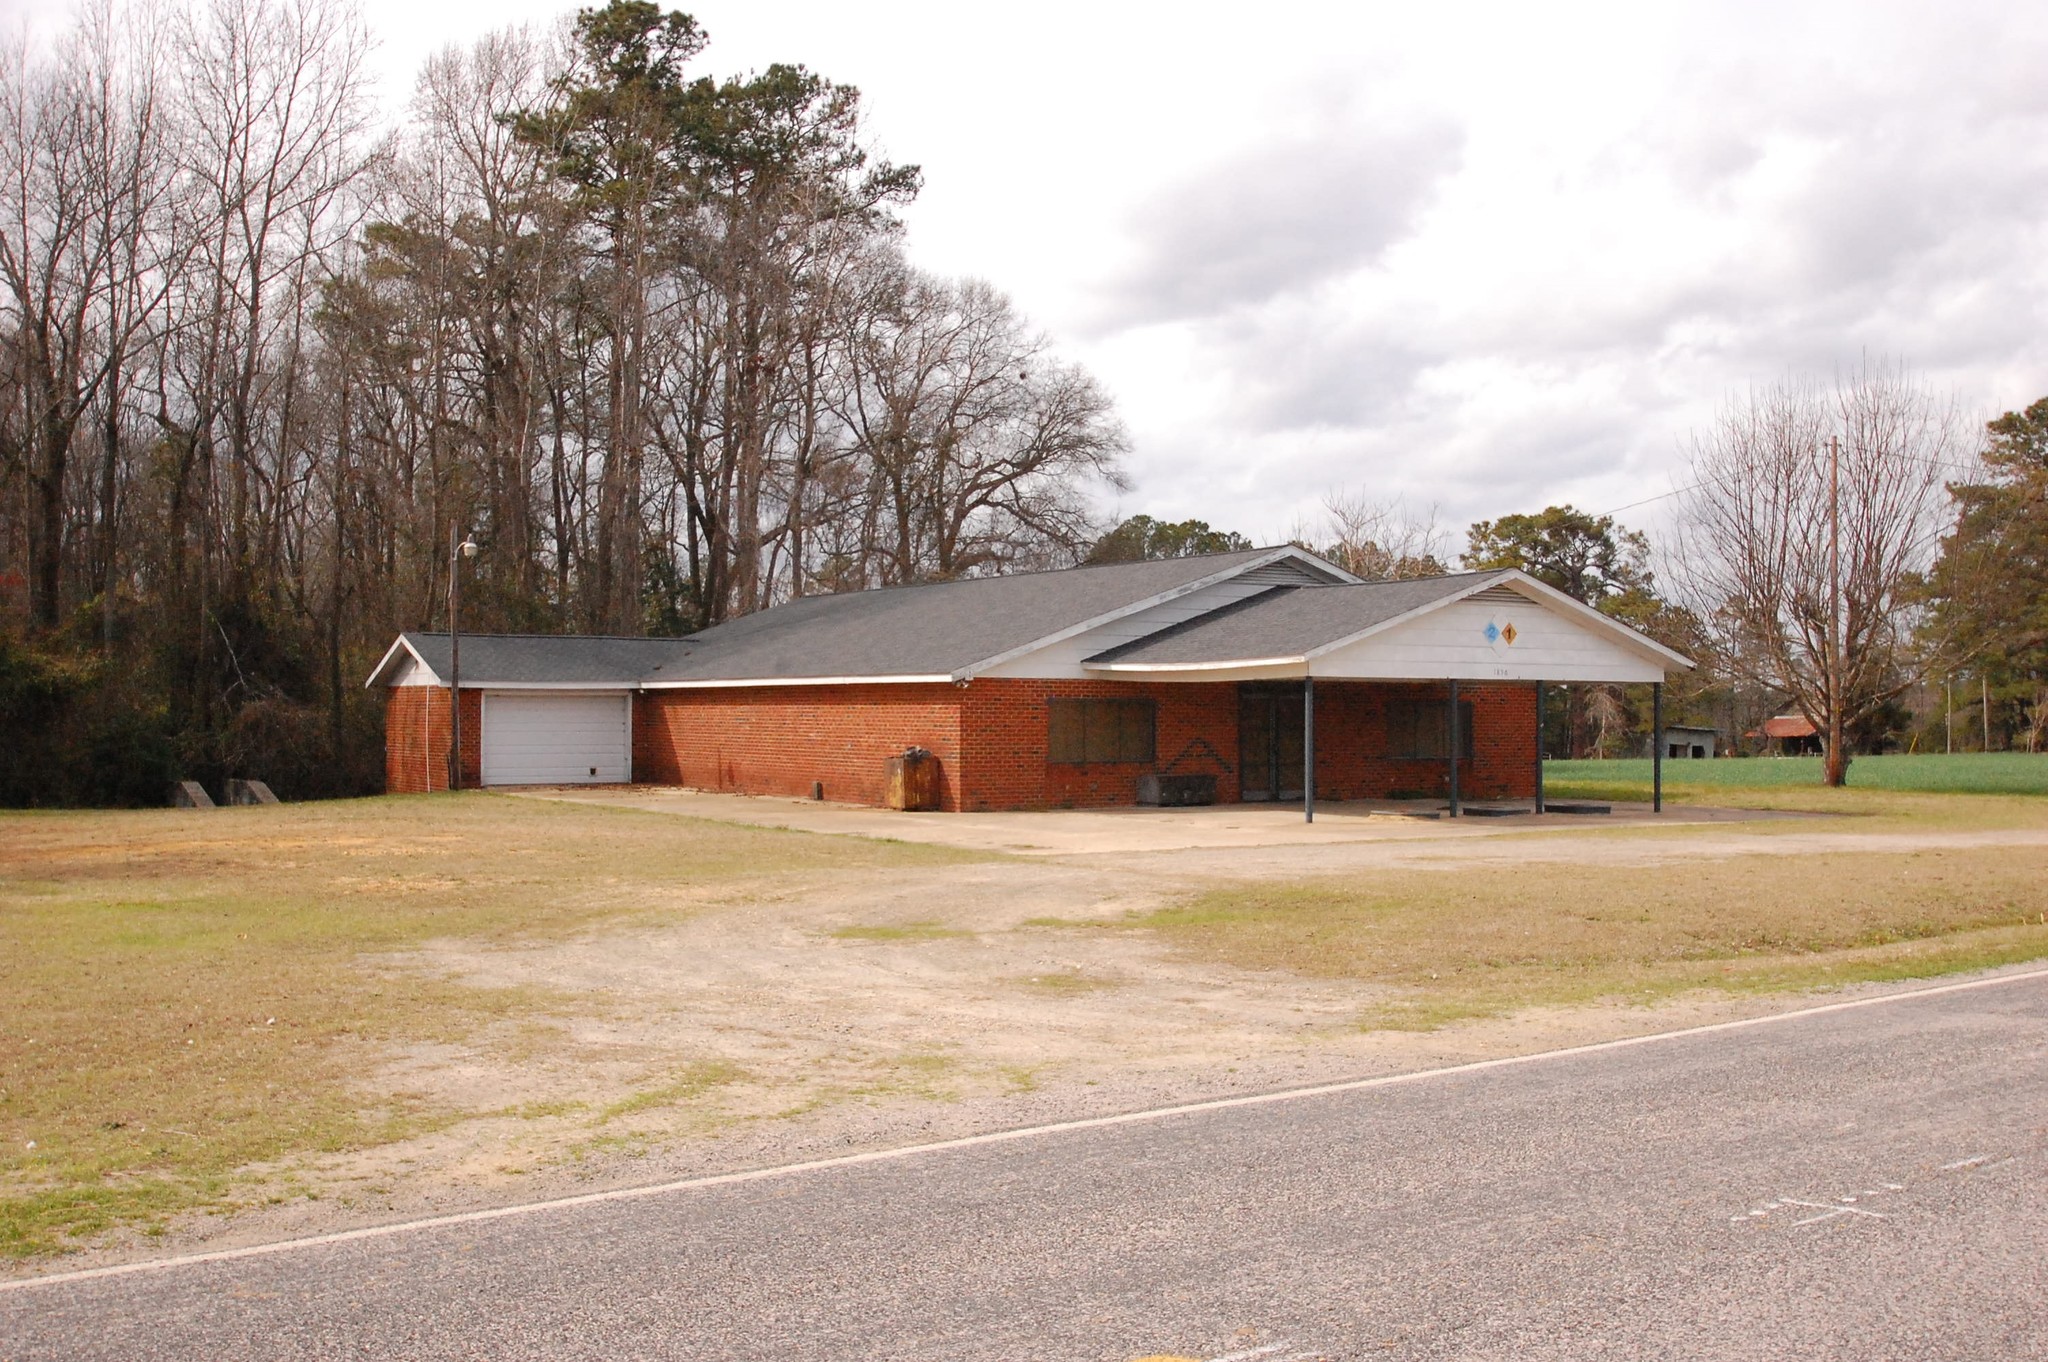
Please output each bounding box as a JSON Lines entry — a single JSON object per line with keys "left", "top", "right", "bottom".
{"left": 1296, "top": 570, "right": 1696, "bottom": 673}
{"left": 1083, "top": 658, "right": 1308, "bottom": 684}
{"left": 640, "top": 673, "right": 955, "bottom": 690}
{"left": 467, "top": 681, "right": 642, "bottom": 691}
{"left": 954, "top": 546, "right": 1359, "bottom": 681}
{"left": 1085, "top": 656, "right": 1306, "bottom": 674}
{"left": 363, "top": 635, "right": 440, "bottom": 689}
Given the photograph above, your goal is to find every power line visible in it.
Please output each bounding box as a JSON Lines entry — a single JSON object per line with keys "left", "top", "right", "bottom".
{"left": 1589, "top": 448, "right": 1996, "bottom": 523}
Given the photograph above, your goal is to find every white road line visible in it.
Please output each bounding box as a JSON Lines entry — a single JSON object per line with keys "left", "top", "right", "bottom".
{"left": 6, "top": 963, "right": 2046, "bottom": 1295}
{"left": 1942, "top": 1155, "right": 1990, "bottom": 1171}
{"left": 1779, "top": 1198, "right": 1886, "bottom": 1227}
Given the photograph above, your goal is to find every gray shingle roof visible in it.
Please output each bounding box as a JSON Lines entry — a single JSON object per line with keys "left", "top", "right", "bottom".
{"left": 1084, "top": 572, "right": 1514, "bottom": 666}
{"left": 383, "top": 548, "right": 1331, "bottom": 686}
{"left": 400, "top": 633, "right": 690, "bottom": 685}
{"left": 653, "top": 547, "right": 1308, "bottom": 681}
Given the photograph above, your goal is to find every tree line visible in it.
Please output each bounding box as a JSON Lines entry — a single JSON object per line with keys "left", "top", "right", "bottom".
{"left": 0, "top": 0, "right": 1127, "bottom": 802}
{"left": 1101, "top": 366, "right": 2048, "bottom": 782}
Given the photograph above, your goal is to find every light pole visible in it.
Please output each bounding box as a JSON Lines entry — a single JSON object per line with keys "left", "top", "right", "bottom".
{"left": 447, "top": 527, "right": 479, "bottom": 791}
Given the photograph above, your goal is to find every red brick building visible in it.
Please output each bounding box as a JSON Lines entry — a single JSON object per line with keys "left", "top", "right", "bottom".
{"left": 368, "top": 547, "right": 1692, "bottom": 815}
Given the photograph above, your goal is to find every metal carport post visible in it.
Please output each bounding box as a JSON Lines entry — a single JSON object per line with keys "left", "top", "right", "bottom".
{"left": 1303, "top": 675, "right": 1315, "bottom": 824}
{"left": 1447, "top": 678, "right": 1461, "bottom": 817}
{"left": 1652, "top": 681, "right": 1663, "bottom": 814}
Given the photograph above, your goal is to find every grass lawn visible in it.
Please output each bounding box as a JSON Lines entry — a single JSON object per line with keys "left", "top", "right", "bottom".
{"left": 1131, "top": 844, "right": 2048, "bottom": 1031}
{"left": 0, "top": 794, "right": 976, "bottom": 1258}
{"left": 1548, "top": 752, "right": 2048, "bottom": 800}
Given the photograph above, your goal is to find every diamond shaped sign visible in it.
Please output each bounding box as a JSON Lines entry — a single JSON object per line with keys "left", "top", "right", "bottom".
{"left": 1501, "top": 622, "right": 1518, "bottom": 646}
{"left": 1483, "top": 621, "right": 1500, "bottom": 643}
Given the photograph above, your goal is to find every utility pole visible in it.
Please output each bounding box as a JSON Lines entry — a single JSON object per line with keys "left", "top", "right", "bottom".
{"left": 448, "top": 524, "right": 462, "bottom": 791}
{"left": 1826, "top": 435, "right": 1845, "bottom": 785}
{"left": 447, "top": 527, "right": 478, "bottom": 791}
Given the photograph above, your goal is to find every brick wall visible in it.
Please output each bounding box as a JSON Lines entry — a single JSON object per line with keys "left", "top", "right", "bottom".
{"left": 633, "top": 685, "right": 967, "bottom": 809}
{"left": 1306, "top": 681, "right": 1537, "bottom": 802}
{"left": 383, "top": 687, "right": 481, "bottom": 794}
{"left": 957, "top": 677, "right": 1536, "bottom": 810}
{"left": 958, "top": 678, "right": 1240, "bottom": 810}
{"left": 384, "top": 677, "right": 1538, "bottom": 807}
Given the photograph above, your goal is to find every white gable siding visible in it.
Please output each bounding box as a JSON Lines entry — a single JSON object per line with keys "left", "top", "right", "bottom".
{"left": 978, "top": 562, "right": 1332, "bottom": 679}
{"left": 1312, "top": 592, "right": 1664, "bottom": 683}
{"left": 389, "top": 655, "right": 436, "bottom": 687}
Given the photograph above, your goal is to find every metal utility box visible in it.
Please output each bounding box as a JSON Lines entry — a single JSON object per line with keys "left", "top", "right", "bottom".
{"left": 885, "top": 747, "right": 941, "bottom": 811}
{"left": 1136, "top": 773, "right": 1218, "bottom": 807}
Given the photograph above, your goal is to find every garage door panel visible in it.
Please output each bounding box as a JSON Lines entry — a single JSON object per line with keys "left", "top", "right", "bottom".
{"left": 481, "top": 693, "right": 631, "bottom": 785}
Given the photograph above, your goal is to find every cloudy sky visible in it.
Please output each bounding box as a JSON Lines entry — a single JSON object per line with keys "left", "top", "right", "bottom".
{"left": 14, "top": 0, "right": 2048, "bottom": 550}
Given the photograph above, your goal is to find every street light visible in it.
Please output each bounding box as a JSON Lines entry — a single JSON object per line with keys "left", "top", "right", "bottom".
{"left": 448, "top": 529, "right": 479, "bottom": 791}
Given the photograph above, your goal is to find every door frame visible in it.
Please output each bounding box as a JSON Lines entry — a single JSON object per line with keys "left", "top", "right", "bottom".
{"left": 1237, "top": 682, "right": 1304, "bottom": 803}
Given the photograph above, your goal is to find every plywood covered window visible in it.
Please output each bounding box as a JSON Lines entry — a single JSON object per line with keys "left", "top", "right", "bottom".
{"left": 1047, "top": 698, "right": 1156, "bottom": 764}
{"left": 1385, "top": 698, "right": 1475, "bottom": 760}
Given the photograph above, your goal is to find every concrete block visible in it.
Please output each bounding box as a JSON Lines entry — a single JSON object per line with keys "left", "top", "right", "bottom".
{"left": 172, "top": 780, "right": 215, "bottom": 808}
{"left": 226, "top": 779, "right": 279, "bottom": 805}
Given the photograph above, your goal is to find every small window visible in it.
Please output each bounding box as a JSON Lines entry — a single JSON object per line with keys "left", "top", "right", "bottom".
{"left": 1048, "top": 698, "right": 1156, "bottom": 765}
{"left": 1386, "top": 698, "right": 1475, "bottom": 760}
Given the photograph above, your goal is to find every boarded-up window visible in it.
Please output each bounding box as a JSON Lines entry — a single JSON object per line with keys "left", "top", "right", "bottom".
{"left": 1048, "top": 698, "right": 1156, "bottom": 764}
{"left": 1386, "top": 699, "right": 1475, "bottom": 760}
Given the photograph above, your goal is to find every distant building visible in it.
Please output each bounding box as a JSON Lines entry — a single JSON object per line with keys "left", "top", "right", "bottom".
{"left": 1748, "top": 714, "right": 1822, "bottom": 756}
{"left": 1653, "top": 724, "right": 1719, "bottom": 759}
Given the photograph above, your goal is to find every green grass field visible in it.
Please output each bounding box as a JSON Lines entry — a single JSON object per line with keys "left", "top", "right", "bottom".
{"left": 1546, "top": 752, "right": 2048, "bottom": 799}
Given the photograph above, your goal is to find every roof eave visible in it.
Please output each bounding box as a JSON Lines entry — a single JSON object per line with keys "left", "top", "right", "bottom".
{"left": 1084, "top": 655, "right": 1307, "bottom": 674}
{"left": 641, "top": 673, "right": 956, "bottom": 690}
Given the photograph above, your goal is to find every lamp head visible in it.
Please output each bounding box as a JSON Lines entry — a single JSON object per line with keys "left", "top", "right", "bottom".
{"left": 460, "top": 537, "right": 479, "bottom": 559}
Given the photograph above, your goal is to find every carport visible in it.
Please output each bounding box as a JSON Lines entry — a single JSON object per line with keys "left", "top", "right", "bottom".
{"left": 1081, "top": 577, "right": 1693, "bottom": 820}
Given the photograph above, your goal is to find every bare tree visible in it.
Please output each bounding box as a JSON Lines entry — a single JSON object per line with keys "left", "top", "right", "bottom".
{"left": 1676, "top": 363, "right": 1965, "bottom": 785}
{"left": 0, "top": 3, "right": 177, "bottom": 628}
{"left": 161, "top": 0, "right": 373, "bottom": 731}
{"left": 837, "top": 269, "right": 1127, "bottom": 584}
{"left": 1318, "top": 490, "right": 1447, "bottom": 580}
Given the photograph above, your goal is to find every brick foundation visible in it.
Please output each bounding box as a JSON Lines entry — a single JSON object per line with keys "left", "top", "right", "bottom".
{"left": 385, "top": 678, "right": 1538, "bottom": 809}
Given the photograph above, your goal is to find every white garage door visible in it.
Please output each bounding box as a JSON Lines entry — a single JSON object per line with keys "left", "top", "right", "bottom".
{"left": 481, "top": 692, "right": 631, "bottom": 786}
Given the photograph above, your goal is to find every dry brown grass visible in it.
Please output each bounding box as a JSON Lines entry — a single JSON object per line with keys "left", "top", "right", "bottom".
{"left": 1130, "top": 846, "right": 2048, "bottom": 1029}
{"left": 0, "top": 794, "right": 976, "bottom": 1256}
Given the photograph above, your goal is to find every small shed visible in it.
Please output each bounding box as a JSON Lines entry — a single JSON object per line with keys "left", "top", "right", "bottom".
{"left": 1655, "top": 724, "right": 1719, "bottom": 759}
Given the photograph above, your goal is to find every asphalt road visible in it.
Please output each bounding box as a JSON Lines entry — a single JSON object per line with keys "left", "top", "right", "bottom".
{"left": 6, "top": 970, "right": 2046, "bottom": 1362}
